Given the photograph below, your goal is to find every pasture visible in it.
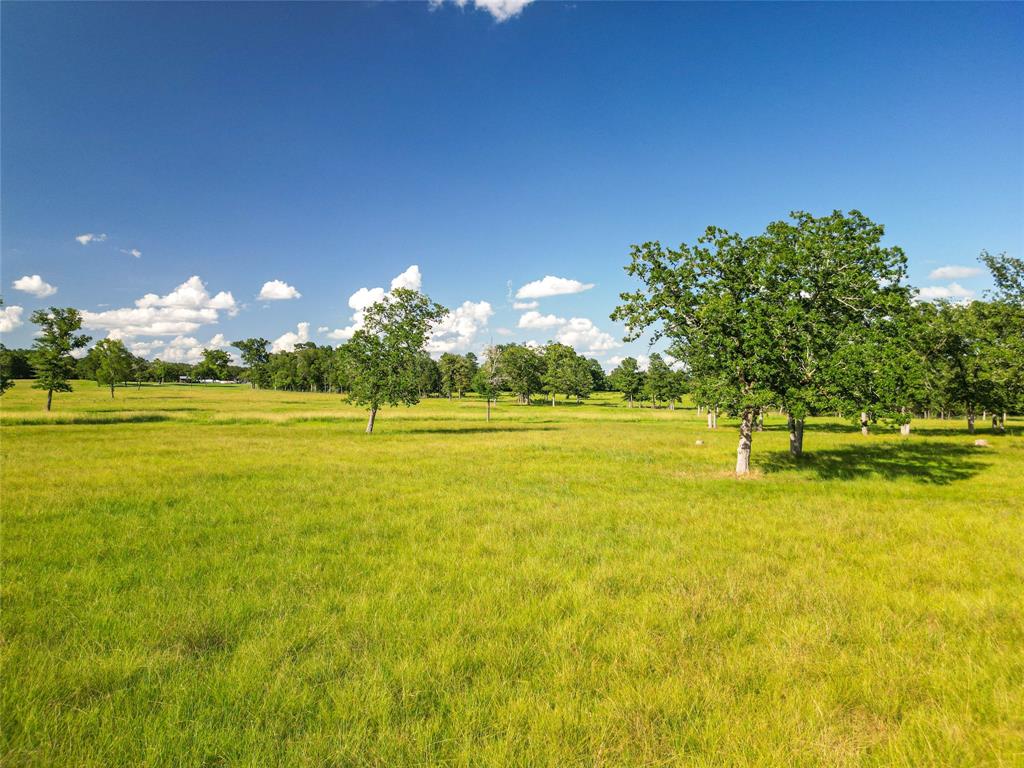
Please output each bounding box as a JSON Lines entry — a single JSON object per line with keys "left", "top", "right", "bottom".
{"left": 1, "top": 382, "right": 1021, "bottom": 766}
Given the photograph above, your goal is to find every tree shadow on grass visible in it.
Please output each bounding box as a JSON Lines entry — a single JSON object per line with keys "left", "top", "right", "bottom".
{"left": 2, "top": 414, "right": 173, "bottom": 426}
{"left": 760, "top": 442, "right": 991, "bottom": 484}
{"left": 401, "top": 425, "right": 560, "bottom": 435}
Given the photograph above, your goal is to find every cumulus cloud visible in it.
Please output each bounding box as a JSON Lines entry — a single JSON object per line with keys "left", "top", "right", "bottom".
{"left": 429, "top": 0, "right": 533, "bottom": 22}
{"left": 555, "top": 317, "right": 620, "bottom": 353}
{"left": 120, "top": 248, "right": 142, "bottom": 258}
{"left": 516, "top": 275, "right": 594, "bottom": 299}
{"left": 427, "top": 300, "right": 494, "bottom": 354}
{"left": 325, "top": 266, "right": 415, "bottom": 341}
{"left": 518, "top": 310, "right": 565, "bottom": 329}
{"left": 75, "top": 233, "right": 107, "bottom": 245}
{"left": 325, "top": 265, "right": 490, "bottom": 353}
{"left": 928, "top": 265, "right": 980, "bottom": 280}
{"left": 272, "top": 322, "right": 310, "bottom": 353}
{"left": 82, "top": 275, "right": 237, "bottom": 338}
{"left": 513, "top": 300, "right": 538, "bottom": 310}
{"left": 12, "top": 274, "right": 58, "bottom": 298}
{"left": 0, "top": 304, "right": 25, "bottom": 333}
{"left": 258, "top": 279, "right": 302, "bottom": 301}
{"left": 146, "top": 333, "right": 231, "bottom": 363}
{"left": 390, "top": 265, "right": 423, "bottom": 291}
{"left": 917, "top": 282, "right": 975, "bottom": 301}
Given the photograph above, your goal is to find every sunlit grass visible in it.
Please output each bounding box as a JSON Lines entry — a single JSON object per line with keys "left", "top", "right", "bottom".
{"left": 2, "top": 381, "right": 1021, "bottom": 766}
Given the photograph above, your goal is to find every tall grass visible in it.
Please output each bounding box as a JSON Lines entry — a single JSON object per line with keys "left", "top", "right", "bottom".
{"left": 2, "top": 382, "right": 1021, "bottom": 766}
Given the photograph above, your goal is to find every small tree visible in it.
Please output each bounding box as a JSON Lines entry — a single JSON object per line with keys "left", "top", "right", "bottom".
{"left": 0, "top": 299, "right": 14, "bottom": 395}
{"left": 608, "top": 357, "right": 643, "bottom": 407}
{"left": 565, "top": 355, "right": 594, "bottom": 403}
{"left": 437, "top": 352, "right": 460, "bottom": 400}
{"left": 0, "top": 344, "right": 13, "bottom": 396}
{"left": 195, "top": 348, "right": 231, "bottom": 381}
{"left": 495, "top": 344, "right": 543, "bottom": 404}
{"left": 232, "top": 338, "right": 271, "bottom": 388}
{"left": 472, "top": 347, "right": 503, "bottom": 421}
{"left": 343, "top": 288, "right": 449, "bottom": 433}
{"left": 92, "top": 338, "right": 133, "bottom": 398}
{"left": 644, "top": 353, "right": 673, "bottom": 409}
{"left": 151, "top": 358, "right": 169, "bottom": 385}
{"left": 542, "top": 342, "right": 576, "bottom": 406}
{"left": 29, "top": 307, "right": 91, "bottom": 411}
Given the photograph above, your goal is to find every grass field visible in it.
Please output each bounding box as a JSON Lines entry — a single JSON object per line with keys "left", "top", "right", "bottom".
{"left": 2, "top": 381, "right": 1022, "bottom": 767}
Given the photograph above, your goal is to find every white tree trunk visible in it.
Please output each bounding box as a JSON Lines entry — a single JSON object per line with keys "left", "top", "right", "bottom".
{"left": 968, "top": 411, "right": 975, "bottom": 434}
{"left": 900, "top": 422, "right": 911, "bottom": 436}
{"left": 860, "top": 412, "right": 869, "bottom": 436}
{"left": 365, "top": 408, "right": 377, "bottom": 434}
{"left": 707, "top": 411, "right": 714, "bottom": 429}
{"left": 486, "top": 399, "right": 491, "bottom": 422}
{"left": 788, "top": 415, "right": 803, "bottom": 457}
{"left": 735, "top": 410, "right": 753, "bottom": 476}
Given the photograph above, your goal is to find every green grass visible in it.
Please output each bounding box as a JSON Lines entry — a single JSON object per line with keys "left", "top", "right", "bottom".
{"left": 2, "top": 381, "right": 1022, "bottom": 766}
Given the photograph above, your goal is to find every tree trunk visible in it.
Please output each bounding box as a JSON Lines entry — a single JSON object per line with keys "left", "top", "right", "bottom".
{"left": 669, "top": 401, "right": 675, "bottom": 411}
{"left": 992, "top": 415, "right": 1000, "bottom": 433}
{"left": 735, "top": 410, "right": 753, "bottom": 476}
{"left": 788, "top": 415, "right": 804, "bottom": 457}
{"left": 628, "top": 394, "right": 633, "bottom": 408}
{"left": 110, "top": 381, "right": 115, "bottom": 398}
{"left": 486, "top": 398, "right": 491, "bottom": 422}
{"left": 900, "top": 422, "right": 911, "bottom": 436}
{"left": 860, "top": 412, "right": 869, "bottom": 436}
{"left": 968, "top": 410, "right": 975, "bottom": 434}
{"left": 551, "top": 394, "right": 555, "bottom": 406}
{"left": 365, "top": 408, "right": 377, "bottom": 434}
{"left": 713, "top": 409, "right": 719, "bottom": 429}
{"left": 46, "top": 389, "right": 53, "bottom": 411}
{"left": 755, "top": 411, "right": 764, "bottom": 432}
{"left": 707, "top": 411, "right": 714, "bottom": 429}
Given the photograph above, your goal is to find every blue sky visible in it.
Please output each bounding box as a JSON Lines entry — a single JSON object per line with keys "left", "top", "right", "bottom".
{"left": 2, "top": 1, "right": 1021, "bottom": 366}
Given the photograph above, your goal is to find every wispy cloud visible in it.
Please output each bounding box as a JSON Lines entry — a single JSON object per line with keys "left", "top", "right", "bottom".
{"left": 515, "top": 275, "right": 594, "bottom": 300}
{"left": 429, "top": 0, "right": 534, "bottom": 23}
{"left": 75, "top": 233, "right": 108, "bottom": 245}
{"left": 928, "top": 265, "right": 980, "bottom": 280}
{"left": 120, "top": 248, "right": 142, "bottom": 258}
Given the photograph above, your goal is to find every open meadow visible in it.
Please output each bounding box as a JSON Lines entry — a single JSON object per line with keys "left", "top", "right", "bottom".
{"left": 1, "top": 382, "right": 1022, "bottom": 766}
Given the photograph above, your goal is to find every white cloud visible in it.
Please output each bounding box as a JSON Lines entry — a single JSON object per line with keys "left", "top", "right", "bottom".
{"left": 390, "top": 265, "right": 422, "bottom": 291}
{"left": 137, "top": 334, "right": 228, "bottom": 363}
{"left": 516, "top": 275, "right": 594, "bottom": 300}
{"left": 120, "top": 248, "right": 142, "bottom": 258}
{"left": 82, "top": 276, "right": 237, "bottom": 338}
{"left": 0, "top": 304, "right": 25, "bottom": 333}
{"left": 271, "top": 322, "right": 310, "bottom": 353}
{"left": 555, "top": 317, "right": 620, "bottom": 353}
{"left": 128, "top": 339, "right": 165, "bottom": 356}
{"left": 512, "top": 300, "right": 538, "bottom": 310}
{"left": 427, "top": 300, "right": 493, "bottom": 354}
{"left": 75, "top": 233, "right": 107, "bottom": 245}
{"left": 325, "top": 266, "right": 415, "bottom": 341}
{"left": 258, "top": 279, "right": 302, "bottom": 301}
{"left": 928, "top": 265, "right": 980, "bottom": 281}
{"left": 518, "top": 310, "right": 565, "bottom": 329}
{"left": 430, "top": 0, "right": 533, "bottom": 22}
{"left": 917, "top": 282, "right": 975, "bottom": 301}
{"left": 317, "top": 326, "right": 329, "bottom": 333}
{"left": 12, "top": 274, "right": 58, "bottom": 298}
{"left": 495, "top": 327, "right": 515, "bottom": 337}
